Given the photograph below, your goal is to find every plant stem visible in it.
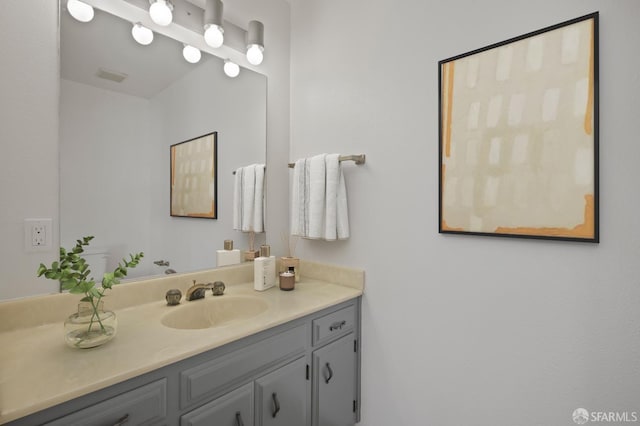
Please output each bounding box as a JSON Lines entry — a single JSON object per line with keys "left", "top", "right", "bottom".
{"left": 87, "top": 294, "right": 106, "bottom": 333}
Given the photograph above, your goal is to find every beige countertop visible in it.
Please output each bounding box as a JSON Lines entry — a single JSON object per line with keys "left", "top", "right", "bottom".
{"left": 0, "top": 261, "right": 364, "bottom": 424}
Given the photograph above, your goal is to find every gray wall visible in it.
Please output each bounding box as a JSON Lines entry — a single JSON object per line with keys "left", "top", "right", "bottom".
{"left": 289, "top": 1, "right": 640, "bottom": 425}
{"left": 0, "top": 1, "right": 59, "bottom": 299}
{"left": 60, "top": 79, "right": 153, "bottom": 276}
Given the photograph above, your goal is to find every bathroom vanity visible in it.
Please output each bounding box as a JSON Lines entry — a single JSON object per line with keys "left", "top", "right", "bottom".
{"left": 0, "top": 262, "right": 363, "bottom": 426}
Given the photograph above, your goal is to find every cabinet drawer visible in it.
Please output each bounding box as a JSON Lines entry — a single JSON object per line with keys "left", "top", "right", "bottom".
{"left": 180, "top": 324, "right": 307, "bottom": 409}
{"left": 181, "top": 382, "right": 253, "bottom": 426}
{"left": 312, "top": 305, "right": 355, "bottom": 347}
{"left": 45, "top": 379, "right": 167, "bottom": 426}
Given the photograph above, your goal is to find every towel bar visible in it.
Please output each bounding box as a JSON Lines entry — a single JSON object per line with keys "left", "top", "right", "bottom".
{"left": 232, "top": 167, "right": 266, "bottom": 175}
{"left": 288, "top": 154, "right": 366, "bottom": 168}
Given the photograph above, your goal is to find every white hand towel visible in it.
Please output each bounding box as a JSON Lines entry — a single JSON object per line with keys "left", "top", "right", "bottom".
{"left": 233, "top": 167, "right": 243, "bottom": 231}
{"left": 291, "top": 158, "right": 306, "bottom": 237}
{"left": 325, "top": 154, "right": 350, "bottom": 240}
{"left": 336, "top": 161, "right": 350, "bottom": 239}
{"left": 307, "top": 154, "right": 327, "bottom": 239}
{"left": 233, "top": 164, "right": 266, "bottom": 232}
{"left": 253, "top": 164, "right": 265, "bottom": 232}
{"left": 324, "top": 154, "right": 340, "bottom": 240}
{"left": 241, "top": 165, "right": 256, "bottom": 232}
{"left": 290, "top": 154, "right": 350, "bottom": 240}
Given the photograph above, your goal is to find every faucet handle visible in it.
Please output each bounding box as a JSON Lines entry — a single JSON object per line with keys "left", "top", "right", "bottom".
{"left": 211, "top": 281, "right": 225, "bottom": 296}
{"left": 165, "top": 289, "right": 182, "bottom": 305}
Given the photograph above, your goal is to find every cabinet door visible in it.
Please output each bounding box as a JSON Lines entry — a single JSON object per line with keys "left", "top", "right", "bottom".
{"left": 181, "top": 382, "right": 254, "bottom": 426}
{"left": 312, "top": 334, "right": 356, "bottom": 426}
{"left": 255, "top": 357, "right": 308, "bottom": 426}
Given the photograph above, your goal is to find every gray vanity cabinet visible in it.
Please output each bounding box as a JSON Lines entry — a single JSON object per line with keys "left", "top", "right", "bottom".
{"left": 9, "top": 298, "right": 360, "bottom": 426}
{"left": 312, "top": 334, "right": 357, "bottom": 426}
{"left": 255, "top": 357, "right": 308, "bottom": 426}
{"left": 181, "top": 382, "right": 254, "bottom": 426}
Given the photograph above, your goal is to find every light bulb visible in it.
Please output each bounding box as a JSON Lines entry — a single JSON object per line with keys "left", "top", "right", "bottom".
{"left": 182, "top": 45, "right": 202, "bottom": 64}
{"left": 132, "top": 23, "right": 154, "bottom": 46}
{"left": 204, "top": 24, "right": 224, "bottom": 48}
{"left": 67, "top": 0, "right": 94, "bottom": 23}
{"left": 149, "top": 0, "right": 173, "bottom": 26}
{"left": 223, "top": 60, "right": 240, "bottom": 78}
{"left": 246, "top": 44, "right": 264, "bottom": 65}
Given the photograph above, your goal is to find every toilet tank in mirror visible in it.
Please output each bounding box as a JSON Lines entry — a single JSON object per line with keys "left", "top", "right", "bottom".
{"left": 59, "top": 5, "right": 267, "bottom": 280}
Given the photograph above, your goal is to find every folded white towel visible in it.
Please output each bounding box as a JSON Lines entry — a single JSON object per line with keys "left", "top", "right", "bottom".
{"left": 324, "top": 154, "right": 339, "bottom": 240}
{"left": 233, "top": 164, "right": 265, "bottom": 233}
{"left": 233, "top": 167, "right": 243, "bottom": 231}
{"left": 290, "top": 158, "right": 306, "bottom": 237}
{"left": 241, "top": 165, "right": 255, "bottom": 232}
{"left": 324, "top": 154, "right": 350, "bottom": 240}
{"left": 290, "top": 154, "right": 349, "bottom": 240}
{"left": 253, "top": 164, "right": 265, "bottom": 233}
{"left": 308, "top": 154, "right": 327, "bottom": 239}
{"left": 335, "top": 161, "right": 349, "bottom": 240}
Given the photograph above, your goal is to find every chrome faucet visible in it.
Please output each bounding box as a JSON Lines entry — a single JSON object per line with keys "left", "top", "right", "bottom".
{"left": 153, "top": 260, "right": 170, "bottom": 267}
{"left": 185, "top": 280, "right": 225, "bottom": 301}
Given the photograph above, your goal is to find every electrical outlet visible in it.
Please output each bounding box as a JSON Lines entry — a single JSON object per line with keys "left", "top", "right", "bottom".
{"left": 24, "top": 218, "right": 53, "bottom": 252}
{"left": 32, "top": 224, "right": 46, "bottom": 246}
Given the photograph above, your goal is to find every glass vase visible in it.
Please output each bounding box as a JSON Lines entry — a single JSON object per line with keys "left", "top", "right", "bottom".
{"left": 64, "top": 301, "right": 117, "bottom": 349}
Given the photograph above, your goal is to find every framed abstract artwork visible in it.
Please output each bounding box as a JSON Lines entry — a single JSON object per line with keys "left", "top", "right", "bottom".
{"left": 170, "top": 131, "right": 218, "bottom": 219}
{"left": 439, "top": 13, "right": 599, "bottom": 242}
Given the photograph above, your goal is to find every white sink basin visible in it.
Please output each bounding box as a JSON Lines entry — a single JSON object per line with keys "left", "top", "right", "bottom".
{"left": 161, "top": 296, "right": 269, "bottom": 330}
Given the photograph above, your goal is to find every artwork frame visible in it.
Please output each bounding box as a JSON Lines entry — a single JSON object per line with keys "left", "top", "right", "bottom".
{"left": 170, "top": 131, "right": 218, "bottom": 219}
{"left": 438, "top": 13, "right": 599, "bottom": 243}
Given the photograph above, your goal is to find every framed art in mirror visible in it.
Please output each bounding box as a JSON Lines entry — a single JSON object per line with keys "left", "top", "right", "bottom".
{"left": 438, "top": 12, "right": 599, "bottom": 242}
{"left": 170, "top": 132, "right": 218, "bottom": 219}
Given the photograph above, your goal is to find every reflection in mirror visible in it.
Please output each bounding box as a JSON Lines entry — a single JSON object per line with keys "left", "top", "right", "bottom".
{"left": 59, "top": 6, "right": 267, "bottom": 281}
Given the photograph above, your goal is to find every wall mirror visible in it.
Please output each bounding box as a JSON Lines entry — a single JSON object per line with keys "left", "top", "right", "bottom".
{"left": 59, "top": 3, "right": 267, "bottom": 281}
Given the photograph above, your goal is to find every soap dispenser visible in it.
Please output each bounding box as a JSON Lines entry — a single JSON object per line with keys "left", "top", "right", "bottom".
{"left": 217, "top": 240, "right": 241, "bottom": 267}
{"left": 254, "top": 244, "right": 276, "bottom": 291}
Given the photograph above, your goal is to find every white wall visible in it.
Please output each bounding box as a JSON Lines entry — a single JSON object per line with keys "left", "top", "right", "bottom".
{"left": 241, "top": 0, "right": 291, "bottom": 256}
{"left": 59, "top": 79, "right": 152, "bottom": 277}
{"left": 289, "top": 1, "right": 640, "bottom": 425}
{"left": 0, "top": 0, "right": 59, "bottom": 299}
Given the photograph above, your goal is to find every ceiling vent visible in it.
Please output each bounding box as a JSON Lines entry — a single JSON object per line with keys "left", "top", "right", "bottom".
{"left": 96, "top": 67, "right": 128, "bottom": 83}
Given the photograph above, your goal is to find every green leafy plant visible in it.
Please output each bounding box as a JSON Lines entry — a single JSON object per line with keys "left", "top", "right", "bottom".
{"left": 37, "top": 236, "right": 144, "bottom": 332}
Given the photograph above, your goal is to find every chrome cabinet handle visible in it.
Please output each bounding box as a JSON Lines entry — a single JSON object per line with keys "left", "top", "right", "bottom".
{"left": 271, "top": 392, "right": 280, "bottom": 418}
{"left": 324, "top": 362, "right": 334, "bottom": 384}
{"left": 112, "top": 414, "right": 129, "bottom": 426}
{"left": 329, "top": 320, "right": 346, "bottom": 331}
{"left": 235, "top": 411, "right": 244, "bottom": 426}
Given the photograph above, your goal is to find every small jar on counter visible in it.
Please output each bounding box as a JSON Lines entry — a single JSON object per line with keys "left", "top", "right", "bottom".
{"left": 279, "top": 271, "right": 295, "bottom": 291}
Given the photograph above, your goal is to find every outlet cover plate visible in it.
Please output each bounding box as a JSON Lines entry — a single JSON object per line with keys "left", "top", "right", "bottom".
{"left": 24, "top": 218, "right": 53, "bottom": 252}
